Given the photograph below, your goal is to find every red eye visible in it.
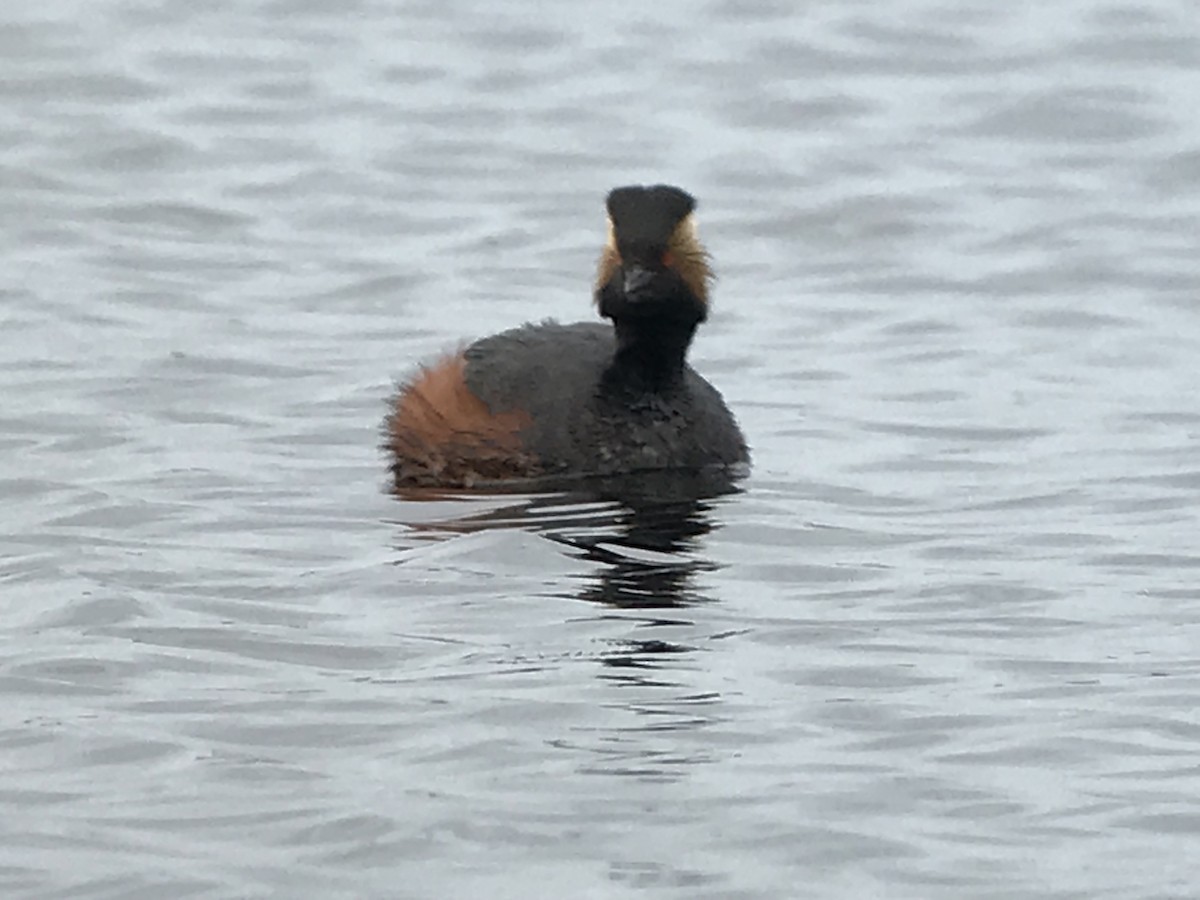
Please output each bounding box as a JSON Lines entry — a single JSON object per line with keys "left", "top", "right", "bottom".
{"left": 662, "top": 251, "right": 675, "bottom": 268}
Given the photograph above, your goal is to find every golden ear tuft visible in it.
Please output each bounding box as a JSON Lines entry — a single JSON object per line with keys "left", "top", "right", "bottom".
{"left": 667, "top": 213, "right": 714, "bottom": 304}
{"left": 594, "top": 214, "right": 621, "bottom": 299}
{"left": 678, "top": 213, "right": 699, "bottom": 244}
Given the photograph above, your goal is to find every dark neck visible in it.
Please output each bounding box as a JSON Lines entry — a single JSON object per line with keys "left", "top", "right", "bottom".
{"left": 604, "top": 317, "right": 698, "bottom": 393}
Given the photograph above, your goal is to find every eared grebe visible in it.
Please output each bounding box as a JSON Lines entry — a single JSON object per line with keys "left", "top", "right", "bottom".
{"left": 385, "top": 184, "right": 749, "bottom": 488}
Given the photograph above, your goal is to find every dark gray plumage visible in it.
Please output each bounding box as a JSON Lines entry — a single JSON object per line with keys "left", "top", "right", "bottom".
{"left": 463, "top": 321, "right": 748, "bottom": 478}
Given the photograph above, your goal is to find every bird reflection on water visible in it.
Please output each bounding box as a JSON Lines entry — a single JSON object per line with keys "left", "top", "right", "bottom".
{"left": 391, "top": 468, "right": 744, "bottom": 667}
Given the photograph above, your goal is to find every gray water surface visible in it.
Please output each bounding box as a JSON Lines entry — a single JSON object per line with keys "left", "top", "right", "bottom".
{"left": 3, "top": 0, "right": 1200, "bottom": 897}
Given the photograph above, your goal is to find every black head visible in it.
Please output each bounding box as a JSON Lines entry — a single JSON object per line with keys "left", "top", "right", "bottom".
{"left": 594, "top": 184, "right": 712, "bottom": 326}
{"left": 606, "top": 185, "right": 695, "bottom": 253}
